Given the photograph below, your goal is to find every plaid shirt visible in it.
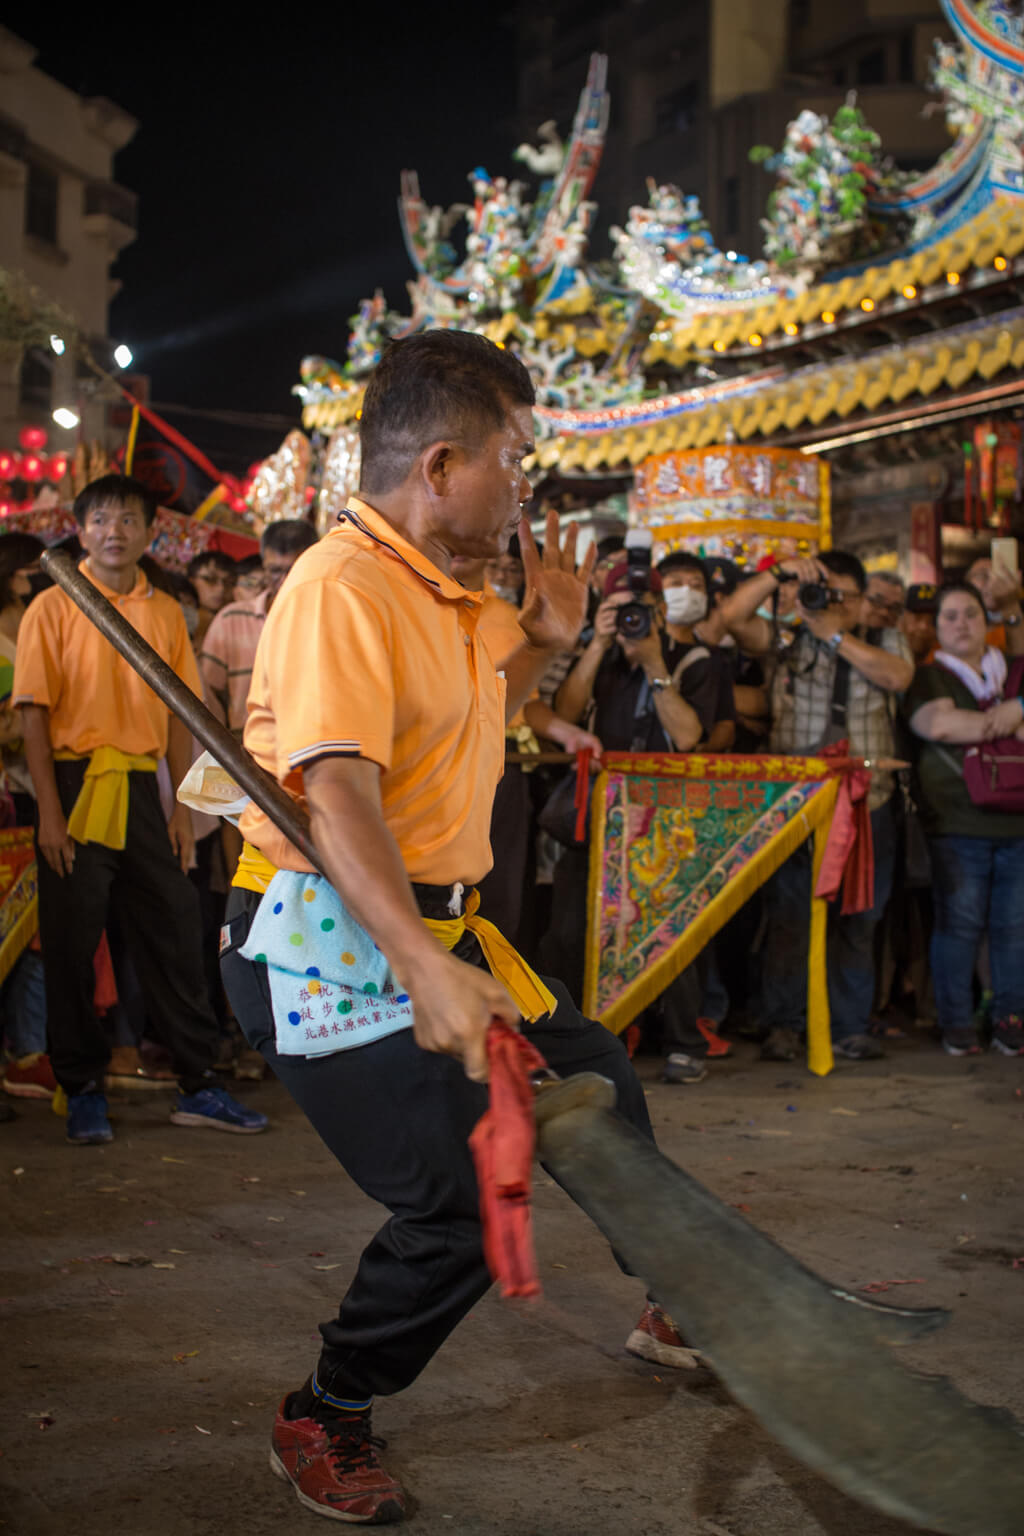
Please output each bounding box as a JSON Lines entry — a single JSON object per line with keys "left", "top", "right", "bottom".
{"left": 769, "top": 625, "right": 912, "bottom": 809}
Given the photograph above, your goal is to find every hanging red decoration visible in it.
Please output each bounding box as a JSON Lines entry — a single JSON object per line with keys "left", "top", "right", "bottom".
{"left": 0, "top": 452, "right": 17, "bottom": 481}
{"left": 0, "top": 501, "right": 14, "bottom": 519}
{"left": 20, "top": 454, "right": 44, "bottom": 483}
{"left": 973, "top": 421, "right": 999, "bottom": 529}
{"left": 46, "top": 455, "right": 68, "bottom": 483}
{"left": 18, "top": 426, "right": 47, "bottom": 453}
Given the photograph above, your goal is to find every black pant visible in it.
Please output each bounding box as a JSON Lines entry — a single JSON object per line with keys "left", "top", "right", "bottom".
{"left": 37, "top": 760, "right": 219, "bottom": 1096}
{"left": 476, "top": 763, "right": 532, "bottom": 951}
{"left": 221, "top": 887, "right": 652, "bottom": 1400}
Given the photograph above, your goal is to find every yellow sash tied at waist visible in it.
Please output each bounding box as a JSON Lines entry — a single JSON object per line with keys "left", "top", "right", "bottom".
{"left": 423, "top": 887, "right": 557, "bottom": 1023}
{"left": 233, "top": 839, "right": 279, "bottom": 894}
{"left": 55, "top": 747, "right": 158, "bottom": 850}
{"left": 233, "top": 842, "right": 557, "bottom": 1023}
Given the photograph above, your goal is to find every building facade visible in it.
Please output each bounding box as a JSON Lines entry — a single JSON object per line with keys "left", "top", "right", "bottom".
{"left": 0, "top": 27, "right": 137, "bottom": 452}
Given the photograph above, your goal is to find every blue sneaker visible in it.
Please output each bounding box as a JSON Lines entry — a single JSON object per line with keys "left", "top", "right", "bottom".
{"left": 67, "top": 1091, "right": 113, "bottom": 1145}
{"left": 170, "top": 1085, "right": 268, "bottom": 1134}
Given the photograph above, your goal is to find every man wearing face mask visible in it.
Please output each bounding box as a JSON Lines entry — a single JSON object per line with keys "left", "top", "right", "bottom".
{"left": 720, "top": 549, "right": 914, "bottom": 1063}
{"left": 544, "top": 540, "right": 734, "bottom": 1083}
{"left": 659, "top": 553, "right": 735, "bottom": 753}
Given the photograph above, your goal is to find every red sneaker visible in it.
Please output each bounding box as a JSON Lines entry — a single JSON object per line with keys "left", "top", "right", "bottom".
{"left": 3, "top": 1052, "right": 57, "bottom": 1099}
{"left": 626, "top": 1301, "right": 702, "bottom": 1370}
{"left": 694, "top": 1017, "right": 732, "bottom": 1058}
{"left": 270, "top": 1398, "right": 406, "bottom": 1524}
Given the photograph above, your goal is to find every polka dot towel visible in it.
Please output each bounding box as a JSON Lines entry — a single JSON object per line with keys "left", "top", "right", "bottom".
{"left": 240, "top": 872, "right": 414, "bottom": 1058}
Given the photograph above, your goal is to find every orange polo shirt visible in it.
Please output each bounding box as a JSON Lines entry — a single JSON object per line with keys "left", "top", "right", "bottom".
{"left": 13, "top": 562, "right": 200, "bottom": 758}
{"left": 476, "top": 584, "right": 537, "bottom": 731}
{"left": 240, "top": 497, "right": 506, "bottom": 885}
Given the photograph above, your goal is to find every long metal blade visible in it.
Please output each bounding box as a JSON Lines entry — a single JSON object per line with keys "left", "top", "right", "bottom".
{"left": 535, "top": 1075, "right": 1024, "bottom": 1536}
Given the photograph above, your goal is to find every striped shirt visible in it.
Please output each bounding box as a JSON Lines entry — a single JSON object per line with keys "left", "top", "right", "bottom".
{"left": 199, "top": 589, "right": 270, "bottom": 736}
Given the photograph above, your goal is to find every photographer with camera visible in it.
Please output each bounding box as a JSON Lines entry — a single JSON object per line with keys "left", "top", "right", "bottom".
{"left": 721, "top": 550, "right": 913, "bottom": 1063}
{"left": 540, "top": 537, "right": 733, "bottom": 1084}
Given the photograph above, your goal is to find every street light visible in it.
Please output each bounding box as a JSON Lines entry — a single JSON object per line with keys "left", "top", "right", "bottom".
{"left": 113, "top": 344, "right": 133, "bottom": 369}
{"left": 52, "top": 407, "right": 80, "bottom": 430}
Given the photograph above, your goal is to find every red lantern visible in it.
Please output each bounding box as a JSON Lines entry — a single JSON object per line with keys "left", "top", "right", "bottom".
{"left": 47, "top": 455, "right": 68, "bottom": 483}
{"left": 18, "top": 426, "right": 47, "bottom": 453}
{"left": 0, "top": 451, "right": 17, "bottom": 481}
{"left": 20, "top": 454, "right": 44, "bottom": 483}
{"left": 229, "top": 494, "right": 248, "bottom": 513}
{"left": 0, "top": 501, "right": 13, "bottom": 519}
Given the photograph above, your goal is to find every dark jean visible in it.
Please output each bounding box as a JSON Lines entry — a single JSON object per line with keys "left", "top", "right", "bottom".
{"left": 929, "top": 835, "right": 1024, "bottom": 1034}
{"left": 759, "top": 795, "right": 897, "bottom": 1042}
{"left": 220, "top": 886, "right": 653, "bottom": 1401}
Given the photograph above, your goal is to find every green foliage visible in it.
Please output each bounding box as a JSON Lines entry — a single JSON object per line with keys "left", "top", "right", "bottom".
{"left": 0, "top": 268, "right": 78, "bottom": 361}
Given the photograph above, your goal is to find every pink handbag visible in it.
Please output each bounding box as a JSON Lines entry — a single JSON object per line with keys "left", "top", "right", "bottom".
{"left": 958, "top": 659, "right": 1024, "bottom": 812}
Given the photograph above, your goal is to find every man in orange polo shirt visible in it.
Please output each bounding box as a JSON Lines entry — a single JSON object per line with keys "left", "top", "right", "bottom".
{"left": 14, "top": 474, "right": 267, "bottom": 1146}
{"left": 219, "top": 332, "right": 687, "bottom": 1526}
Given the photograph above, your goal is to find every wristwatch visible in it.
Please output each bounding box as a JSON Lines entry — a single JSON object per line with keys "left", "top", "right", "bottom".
{"left": 825, "top": 631, "right": 844, "bottom": 654}
{"left": 648, "top": 676, "right": 672, "bottom": 691}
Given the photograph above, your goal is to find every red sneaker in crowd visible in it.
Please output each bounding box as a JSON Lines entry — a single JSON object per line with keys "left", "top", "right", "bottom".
{"left": 270, "top": 1398, "right": 406, "bottom": 1524}
{"left": 2, "top": 1052, "right": 57, "bottom": 1099}
{"left": 694, "top": 1016, "right": 732, "bottom": 1058}
{"left": 626, "top": 1301, "right": 702, "bottom": 1369}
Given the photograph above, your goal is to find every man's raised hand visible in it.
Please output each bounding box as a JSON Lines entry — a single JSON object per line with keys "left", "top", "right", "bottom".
{"left": 517, "top": 509, "right": 596, "bottom": 653}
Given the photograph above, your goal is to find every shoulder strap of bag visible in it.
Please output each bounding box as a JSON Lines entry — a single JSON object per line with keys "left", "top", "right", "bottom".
{"left": 1003, "top": 656, "right": 1024, "bottom": 700}
{"left": 670, "top": 644, "right": 711, "bottom": 687}
{"left": 830, "top": 655, "right": 852, "bottom": 729}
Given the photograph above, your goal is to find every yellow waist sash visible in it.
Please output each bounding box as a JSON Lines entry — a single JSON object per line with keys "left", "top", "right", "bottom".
{"left": 55, "top": 747, "right": 158, "bottom": 851}
{"left": 233, "top": 841, "right": 557, "bottom": 1023}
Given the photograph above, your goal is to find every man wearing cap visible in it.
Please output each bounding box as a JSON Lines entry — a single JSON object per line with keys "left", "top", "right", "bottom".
{"left": 902, "top": 584, "right": 938, "bottom": 665}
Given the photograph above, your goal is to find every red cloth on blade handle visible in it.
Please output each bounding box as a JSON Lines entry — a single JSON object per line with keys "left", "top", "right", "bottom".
{"left": 469, "top": 1021, "right": 550, "bottom": 1300}
{"left": 814, "top": 744, "right": 875, "bottom": 915}
{"left": 574, "top": 747, "right": 593, "bottom": 842}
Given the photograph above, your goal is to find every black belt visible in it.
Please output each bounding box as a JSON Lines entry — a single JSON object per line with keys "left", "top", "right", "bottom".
{"left": 411, "top": 880, "right": 473, "bottom": 921}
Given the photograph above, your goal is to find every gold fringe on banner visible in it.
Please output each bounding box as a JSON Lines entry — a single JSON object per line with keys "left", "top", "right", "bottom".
{"left": 584, "top": 767, "right": 839, "bottom": 1076}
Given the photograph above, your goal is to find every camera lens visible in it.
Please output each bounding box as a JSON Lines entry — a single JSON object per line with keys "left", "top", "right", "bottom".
{"left": 616, "top": 602, "right": 652, "bottom": 639}
{"left": 798, "top": 580, "right": 830, "bottom": 612}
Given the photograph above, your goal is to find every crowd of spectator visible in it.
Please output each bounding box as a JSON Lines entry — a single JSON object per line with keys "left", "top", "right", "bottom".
{"left": 1, "top": 471, "right": 1023, "bottom": 1136}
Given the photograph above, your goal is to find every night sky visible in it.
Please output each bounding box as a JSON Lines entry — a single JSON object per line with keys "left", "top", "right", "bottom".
{"left": 8, "top": 8, "right": 521, "bottom": 471}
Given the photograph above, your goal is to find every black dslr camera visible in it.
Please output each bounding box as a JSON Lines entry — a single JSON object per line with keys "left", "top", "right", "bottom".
{"left": 776, "top": 569, "right": 844, "bottom": 613}
{"left": 797, "top": 578, "right": 844, "bottom": 612}
{"left": 616, "top": 531, "right": 655, "bottom": 639}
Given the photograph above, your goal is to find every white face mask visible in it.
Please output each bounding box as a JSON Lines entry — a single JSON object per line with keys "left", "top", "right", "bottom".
{"left": 491, "top": 584, "right": 519, "bottom": 606}
{"left": 663, "top": 587, "right": 707, "bottom": 627}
